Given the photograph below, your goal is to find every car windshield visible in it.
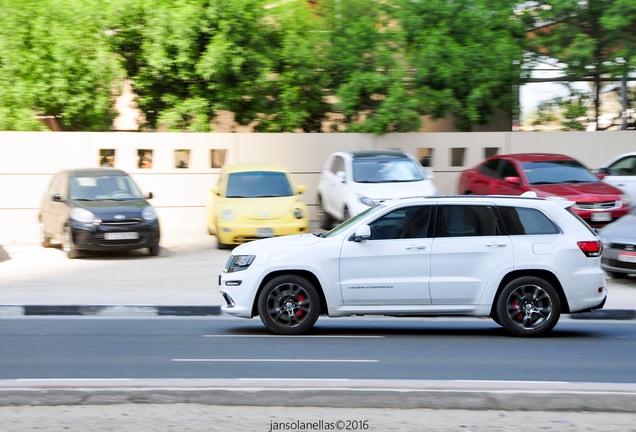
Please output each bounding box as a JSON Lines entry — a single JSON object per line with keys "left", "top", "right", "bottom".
{"left": 69, "top": 175, "right": 144, "bottom": 201}
{"left": 226, "top": 171, "right": 293, "bottom": 198}
{"left": 522, "top": 160, "right": 599, "bottom": 185}
{"left": 322, "top": 205, "right": 386, "bottom": 238}
{"left": 352, "top": 158, "right": 425, "bottom": 183}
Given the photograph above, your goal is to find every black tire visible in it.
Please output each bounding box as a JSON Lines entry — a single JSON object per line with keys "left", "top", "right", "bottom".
{"left": 257, "top": 275, "right": 320, "bottom": 335}
{"left": 62, "top": 226, "right": 80, "bottom": 259}
{"left": 496, "top": 276, "right": 560, "bottom": 337}
{"left": 217, "top": 239, "right": 233, "bottom": 250}
{"left": 606, "top": 271, "right": 628, "bottom": 279}
{"left": 148, "top": 245, "right": 160, "bottom": 256}
{"left": 317, "top": 195, "right": 333, "bottom": 230}
{"left": 343, "top": 207, "right": 350, "bottom": 222}
{"left": 39, "top": 223, "right": 51, "bottom": 248}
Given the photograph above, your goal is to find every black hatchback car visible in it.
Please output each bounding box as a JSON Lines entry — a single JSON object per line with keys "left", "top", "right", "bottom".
{"left": 38, "top": 168, "right": 160, "bottom": 258}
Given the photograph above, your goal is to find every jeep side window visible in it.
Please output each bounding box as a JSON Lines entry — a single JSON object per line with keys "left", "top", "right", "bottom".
{"left": 498, "top": 206, "right": 560, "bottom": 235}
{"left": 369, "top": 206, "right": 432, "bottom": 240}
{"left": 439, "top": 205, "right": 501, "bottom": 237}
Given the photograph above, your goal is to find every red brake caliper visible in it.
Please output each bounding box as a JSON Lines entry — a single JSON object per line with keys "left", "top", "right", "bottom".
{"left": 512, "top": 301, "right": 521, "bottom": 320}
{"left": 297, "top": 295, "right": 305, "bottom": 318}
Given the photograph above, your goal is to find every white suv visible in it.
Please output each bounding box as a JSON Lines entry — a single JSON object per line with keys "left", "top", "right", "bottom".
{"left": 316, "top": 150, "right": 437, "bottom": 229}
{"left": 219, "top": 195, "right": 606, "bottom": 337}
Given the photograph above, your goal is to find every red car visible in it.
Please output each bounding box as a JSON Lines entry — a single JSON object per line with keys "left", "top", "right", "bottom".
{"left": 458, "top": 153, "right": 631, "bottom": 227}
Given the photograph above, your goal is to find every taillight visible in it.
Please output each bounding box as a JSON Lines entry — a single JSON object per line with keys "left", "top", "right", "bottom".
{"left": 578, "top": 240, "right": 603, "bottom": 257}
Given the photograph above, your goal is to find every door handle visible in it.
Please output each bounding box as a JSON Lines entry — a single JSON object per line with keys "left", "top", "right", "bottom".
{"left": 406, "top": 244, "right": 426, "bottom": 250}
{"left": 486, "top": 242, "right": 507, "bottom": 247}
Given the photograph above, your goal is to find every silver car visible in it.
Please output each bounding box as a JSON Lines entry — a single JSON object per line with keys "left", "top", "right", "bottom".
{"left": 598, "top": 207, "right": 636, "bottom": 278}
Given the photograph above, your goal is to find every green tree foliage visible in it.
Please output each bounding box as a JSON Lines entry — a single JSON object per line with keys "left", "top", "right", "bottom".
{"left": 397, "top": 0, "right": 526, "bottom": 131}
{"left": 0, "top": 0, "right": 124, "bottom": 131}
{"left": 523, "top": 0, "right": 636, "bottom": 123}
{"left": 316, "top": 0, "right": 421, "bottom": 133}
{"left": 109, "top": 0, "right": 328, "bottom": 132}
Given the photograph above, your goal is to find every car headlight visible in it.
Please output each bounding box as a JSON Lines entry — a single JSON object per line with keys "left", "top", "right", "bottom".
{"left": 293, "top": 208, "right": 304, "bottom": 219}
{"left": 225, "top": 255, "right": 255, "bottom": 273}
{"left": 142, "top": 206, "right": 157, "bottom": 221}
{"left": 358, "top": 194, "right": 378, "bottom": 207}
{"left": 620, "top": 194, "right": 630, "bottom": 206}
{"left": 70, "top": 208, "right": 95, "bottom": 224}
{"left": 222, "top": 209, "right": 235, "bottom": 221}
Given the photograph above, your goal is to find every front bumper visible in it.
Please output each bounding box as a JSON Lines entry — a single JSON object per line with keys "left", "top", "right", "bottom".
{"left": 70, "top": 220, "right": 160, "bottom": 251}
{"left": 216, "top": 219, "right": 308, "bottom": 245}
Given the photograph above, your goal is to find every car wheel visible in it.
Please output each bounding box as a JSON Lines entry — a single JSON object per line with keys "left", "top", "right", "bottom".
{"left": 496, "top": 276, "right": 560, "bottom": 337}
{"left": 148, "top": 245, "right": 160, "bottom": 256}
{"left": 39, "top": 223, "right": 51, "bottom": 248}
{"left": 62, "top": 226, "right": 80, "bottom": 259}
{"left": 318, "top": 196, "right": 333, "bottom": 230}
{"left": 606, "top": 271, "right": 627, "bottom": 279}
{"left": 257, "top": 275, "right": 320, "bottom": 335}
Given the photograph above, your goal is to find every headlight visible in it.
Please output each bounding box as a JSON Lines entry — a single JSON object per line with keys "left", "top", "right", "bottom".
{"left": 225, "top": 255, "right": 255, "bottom": 273}
{"left": 293, "top": 208, "right": 304, "bottom": 219}
{"left": 222, "top": 209, "right": 235, "bottom": 221}
{"left": 70, "top": 208, "right": 95, "bottom": 224}
{"left": 620, "top": 194, "right": 630, "bottom": 206}
{"left": 358, "top": 194, "right": 378, "bottom": 207}
{"left": 142, "top": 206, "right": 157, "bottom": 221}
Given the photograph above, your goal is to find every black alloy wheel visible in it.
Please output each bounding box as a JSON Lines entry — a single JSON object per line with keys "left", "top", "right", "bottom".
{"left": 496, "top": 276, "right": 561, "bottom": 337}
{"left": 257, "top": 275, "right": 320, "bottom": 335}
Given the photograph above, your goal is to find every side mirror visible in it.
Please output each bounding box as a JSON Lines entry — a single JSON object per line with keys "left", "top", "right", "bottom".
{"left": 336, "top": 171, "right": 346, "bottom": 183}
{"left": 596, "top": 173, "right": 607, "bottom": 180}
{"left": 297, "top": 185, "right": 307, "bottom": 194}
{"left": 211, "top": 186, "right": 220, "bottom": 195}
{"left": 504, "top": 176, "right": 521, "bottom": 185}
{"left": 350, "top": 225, "right": 371, "bottom": 242}
{"left": 52, "top": 194, "right": 63, "bottom": 202}
{"left": 147, "top": 192, "right": 154, "bottom": 199}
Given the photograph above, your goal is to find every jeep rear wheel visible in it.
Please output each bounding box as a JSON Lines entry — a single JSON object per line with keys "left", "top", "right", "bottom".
{"left": 496, "top": 276, "right": 561, "bottom": 337}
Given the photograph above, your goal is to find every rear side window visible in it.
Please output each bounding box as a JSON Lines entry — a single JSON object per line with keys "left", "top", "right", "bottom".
{"left": 499, "top": 206, "right": 560, "bottom": 235}
{"left": 439, "top": 205, "right": 501, "bottom": 237}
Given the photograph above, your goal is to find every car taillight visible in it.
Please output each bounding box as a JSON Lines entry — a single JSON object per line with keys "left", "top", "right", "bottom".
{"left": 577, "top": 240, "right": 603, "bottom": 257}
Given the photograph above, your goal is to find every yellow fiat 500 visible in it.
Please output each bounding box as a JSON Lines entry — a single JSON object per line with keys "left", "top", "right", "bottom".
{"left": 207, "top": 163, "right": 309, "bottom": 249}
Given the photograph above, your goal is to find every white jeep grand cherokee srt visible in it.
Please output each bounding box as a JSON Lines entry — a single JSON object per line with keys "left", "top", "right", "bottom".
{"left": 219, "top": 195, "right": 606, "bottom": 337}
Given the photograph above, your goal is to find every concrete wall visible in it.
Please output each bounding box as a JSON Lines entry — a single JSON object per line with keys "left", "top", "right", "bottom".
{"left": 1, "top": 131, "right": 634, "bottom": 240}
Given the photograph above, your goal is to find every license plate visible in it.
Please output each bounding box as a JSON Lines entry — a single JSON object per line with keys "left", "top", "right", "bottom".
{"left": 256, "top": 228, "right": 274, "bottom": 238}
{"left": 618, "top": 252, "right": 636, "bottom": 263}
{"left": 105, "top": 232, "right": 139, "bottom": 240}
{"left": 591, "top": 212, "right": 611, "bottom": 222}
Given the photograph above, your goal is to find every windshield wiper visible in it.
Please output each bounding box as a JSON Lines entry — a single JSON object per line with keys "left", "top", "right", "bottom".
{"left": 312, "top": 232, "right": 326, "bottom": 238}
{"left": 531, "top": 181, "right": 558, "bottom": 185}
{"left": 74, "top": 198, "right": 94, "bottom": 201}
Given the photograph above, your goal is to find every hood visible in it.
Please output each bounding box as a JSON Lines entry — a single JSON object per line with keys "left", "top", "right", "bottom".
{"left": 233, "top": 233, "right": 323, "bottom": 256}
{"left": 224, "top": 196, "right": 302, "bottom": 220}
{"left": 352, "top": 179, "right": 437, "bottom": 201}
{"left": 598, "top": 211, "right": 636, "bottom": 242}
{"left": 531, "top": 182, "right": 623, "bottom": 201}
{"left": 72, "top": 199, "right": 149, "bottom": 221}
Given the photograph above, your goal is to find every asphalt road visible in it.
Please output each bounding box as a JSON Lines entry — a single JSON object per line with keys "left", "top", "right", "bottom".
{"left": 2, "top": 316, "right": 635, "bottom": 383}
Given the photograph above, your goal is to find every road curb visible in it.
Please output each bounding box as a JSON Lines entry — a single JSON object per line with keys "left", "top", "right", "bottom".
{"left": 0, "top": 305, "right": 222, "bottom": 317}
{"left": 1, "top": 380, "right": 635, "bottom": 412}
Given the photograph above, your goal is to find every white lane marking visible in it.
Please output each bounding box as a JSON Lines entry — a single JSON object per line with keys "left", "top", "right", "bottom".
{"left": 202, "top": 335, "right": 384, "bottom": 338}
{"left": 172, "top": 359, "right": 379, "bottom": 363}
